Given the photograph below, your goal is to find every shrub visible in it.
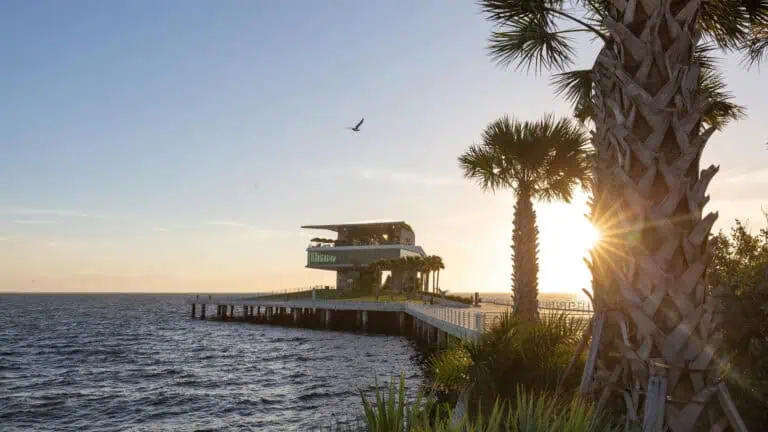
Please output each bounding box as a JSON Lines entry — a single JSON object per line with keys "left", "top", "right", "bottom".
{"left": 430, "top": 312, "right": 588, "bottom": 408}
{"left": 709, "top": 215, "right": 768, "bottom": 430}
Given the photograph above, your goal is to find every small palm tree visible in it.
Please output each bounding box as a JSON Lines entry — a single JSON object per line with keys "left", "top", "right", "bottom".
{"left": 431, "top": 256, "right": 445, "bottom": 294}
{"left": 459, "top": 115, "right": 590, "bottom": 322}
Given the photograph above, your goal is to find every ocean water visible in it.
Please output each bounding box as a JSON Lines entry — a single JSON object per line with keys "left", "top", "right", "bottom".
{"left": 0, "top": 295, "right": 424, "bottom": 431}
{"left": 454, "top": 291, "right": 587, "bottom": 305}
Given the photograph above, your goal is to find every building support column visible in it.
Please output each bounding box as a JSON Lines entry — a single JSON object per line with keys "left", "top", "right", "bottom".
{"left": 191, "top": 303, "right": 196, "bottom": 318}
{"left": 200, "top": 304, "right": 206, "bottom": 320}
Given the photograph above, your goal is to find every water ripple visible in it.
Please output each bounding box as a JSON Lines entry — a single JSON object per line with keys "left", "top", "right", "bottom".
{"left": 0, "top": 294, "right": 425, "bottom": 431}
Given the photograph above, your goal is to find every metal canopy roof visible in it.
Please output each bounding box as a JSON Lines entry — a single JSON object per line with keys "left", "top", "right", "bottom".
{"left": 301, "top": 221, "right": 413, "bottom": 233}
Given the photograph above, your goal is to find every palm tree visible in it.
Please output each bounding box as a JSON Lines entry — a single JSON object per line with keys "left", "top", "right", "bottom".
{"left": 460, "top": 115, "right": 590, "bottom": 322}
{"left": 478, "top": 0, "right": 763, "bottom": 428}
{"left": 431, "top": 256, "right": 445, "bottom": 295}
{"left": 368, "top": 260, "right": 387, "bottom": 300}
{"left": 403, "top": 256, "right": 424, "bottom": 293}
{"left": 386, "top": 258, "right": 404, "bottom": 293}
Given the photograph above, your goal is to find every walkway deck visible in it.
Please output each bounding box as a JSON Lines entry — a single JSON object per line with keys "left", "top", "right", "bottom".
{"left": 188, "top": 295, "right": 485, "bottom": 340}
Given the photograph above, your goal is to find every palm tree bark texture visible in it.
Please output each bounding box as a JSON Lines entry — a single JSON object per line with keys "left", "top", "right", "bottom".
{"left": 512, "top": 185, "right": 540, "bottom": 321}
{"left": 584, "top": 1, "right": 749, "bottom": 430}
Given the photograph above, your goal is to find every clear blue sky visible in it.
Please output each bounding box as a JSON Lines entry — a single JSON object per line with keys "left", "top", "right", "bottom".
{"left": 1, "top": 1, "right": 766, "bottom": 293}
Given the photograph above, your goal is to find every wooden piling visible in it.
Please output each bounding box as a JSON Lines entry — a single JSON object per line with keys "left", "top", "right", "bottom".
{"left": 200, "top": 303, "right": 206, "bottom": 319}
{"left": 191, "top": 303, "right": 196, "bottom": 318}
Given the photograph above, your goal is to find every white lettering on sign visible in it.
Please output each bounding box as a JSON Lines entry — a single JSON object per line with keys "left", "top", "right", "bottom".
{"left": 309, "top": 252, "right": 337, "bottom": 264}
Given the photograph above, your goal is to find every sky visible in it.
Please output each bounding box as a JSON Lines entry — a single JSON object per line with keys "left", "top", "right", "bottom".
{"left": 1, "top": 1, "right": 766, "bottom": 294}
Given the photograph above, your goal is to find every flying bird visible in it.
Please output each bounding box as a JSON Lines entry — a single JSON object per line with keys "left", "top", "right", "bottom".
{"left": 346, "top": 117, "right": 364, "bottom": 132}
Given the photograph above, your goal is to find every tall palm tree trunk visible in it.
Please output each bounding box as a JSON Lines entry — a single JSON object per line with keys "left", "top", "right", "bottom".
{"left": 512, "top": 188, "right": 539, "bottom": 322}
{"left": 583, "top": 1, "right": 747, "bottom": 429}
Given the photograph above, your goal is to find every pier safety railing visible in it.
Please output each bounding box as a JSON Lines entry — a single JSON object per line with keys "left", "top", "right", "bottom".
{"left": 406, "top": 304, "right": 487, "bottom": 333}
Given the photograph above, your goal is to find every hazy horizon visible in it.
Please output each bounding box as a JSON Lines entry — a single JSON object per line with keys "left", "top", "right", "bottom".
{"left": 2, "top": 1, "right": 766, "bottom": 294}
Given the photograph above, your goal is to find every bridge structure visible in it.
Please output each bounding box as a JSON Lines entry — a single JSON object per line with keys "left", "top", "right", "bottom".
{"left": 188, "top": 295, "right": 487, "bottom": 342}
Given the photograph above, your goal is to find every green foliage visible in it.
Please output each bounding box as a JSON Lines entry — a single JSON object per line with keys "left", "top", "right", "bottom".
{"left": 709, "top": 215, "right": 768, "bottom": 430}
{"left": 359, "top": 375, "right": 449, "bottom": 432}
{"left": 354, "top": 375, "right": 618, "bottom": 432}
{"left": 458, "top": 115, "right": 591, "bottom": 200}
{"left": 430, "top": 313, "right": 588, "bottom": 406}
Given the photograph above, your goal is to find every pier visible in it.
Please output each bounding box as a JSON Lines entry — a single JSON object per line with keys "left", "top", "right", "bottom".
{"left": 188, "top": 295, "right": 488, "bottom": 343}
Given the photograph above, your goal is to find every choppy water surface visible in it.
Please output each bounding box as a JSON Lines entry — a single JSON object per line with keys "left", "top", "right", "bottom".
{"left": 0, "top": 295, "right": 424, "bottom": 431}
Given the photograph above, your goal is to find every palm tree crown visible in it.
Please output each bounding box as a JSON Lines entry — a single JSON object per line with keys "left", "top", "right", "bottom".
{"left": 459, "top": 114, "right": 591, "bottom": 201}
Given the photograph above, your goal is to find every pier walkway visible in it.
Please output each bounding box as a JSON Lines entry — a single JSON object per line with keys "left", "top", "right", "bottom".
{"left": 188, "top": 295, "right": 487, "bottom": 341}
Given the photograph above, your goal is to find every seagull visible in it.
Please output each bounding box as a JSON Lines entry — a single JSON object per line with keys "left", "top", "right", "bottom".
{"left": 346, "top": 117, "right": 364, "bottom": 132}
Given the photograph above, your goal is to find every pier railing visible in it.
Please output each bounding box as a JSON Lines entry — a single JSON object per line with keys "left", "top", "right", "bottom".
{"left": 406, "top": 304, "right": 486, "bottom": 332}
{"left": 188, "top": 295, "right": 593, "bottom": 338}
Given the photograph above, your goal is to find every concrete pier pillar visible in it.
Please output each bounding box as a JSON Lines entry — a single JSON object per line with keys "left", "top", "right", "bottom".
{"left": 324, "top": 309, "right": 331, "bottom": 329}
{"left": 216, "top": 305, "right": 221, "bottom": 317}
{"left": 256, "top": 306, "right": 260, "bottom": 317}
{"left": 191, "top": 303, "right": 196, "bottom": 318}
{"left": 200, "top": 303, "right": 206, "bottom": 319}
{"left": 437, "top": 329, "right": 445, "bottom": 346}
{"left": 249, "top": 305, "right": 254, "bottom": 318}
{"left": 229, "top": 305, "right": 234, "bottom": 316}
{"left": 293, "top": 308, "right": 299, "bottom": 325}
{"left": 222, "top": 305, "right": 228, "bottom": 319}
{"left": 361, "top": 311, "right": 368, "bottom": 331}
{"left": 243, "top": 305, "right": 248, "bottom": 318}
{"left": 398, "top": 312, "right": 405, "bottom": 334}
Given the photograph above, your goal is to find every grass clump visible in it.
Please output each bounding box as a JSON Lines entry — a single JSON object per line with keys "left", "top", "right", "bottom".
{"left": 351, "top": 376, "right": 617, "bottom": 431}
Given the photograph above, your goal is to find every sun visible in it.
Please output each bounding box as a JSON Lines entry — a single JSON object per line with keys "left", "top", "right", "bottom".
{"left": 581, "top": 222, "right": 601, "bottom": 251}
{"left": 535, "top": 196, "right": 601, "bottom": 294}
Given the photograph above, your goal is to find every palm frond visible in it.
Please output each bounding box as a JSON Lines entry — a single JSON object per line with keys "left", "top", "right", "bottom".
{"left": 699, "top": 66, "right": 747, "bottom": 129}
{"left": 487, "top": 18, "right": 576, "bottom": 73}
{"left": 743, "top": 23, "right": 768, "bottom": 66}
{"left": 699, "top": 0, "right": 751, "bottom": 48}
{"left": 551, "top": 69, "right": 594, "bottom": 123}
{"left": 458, "top": 143, "right": 505, "bottom": 192}
{"left": 694, "top": 42, "right": 721, "bottom": 72}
